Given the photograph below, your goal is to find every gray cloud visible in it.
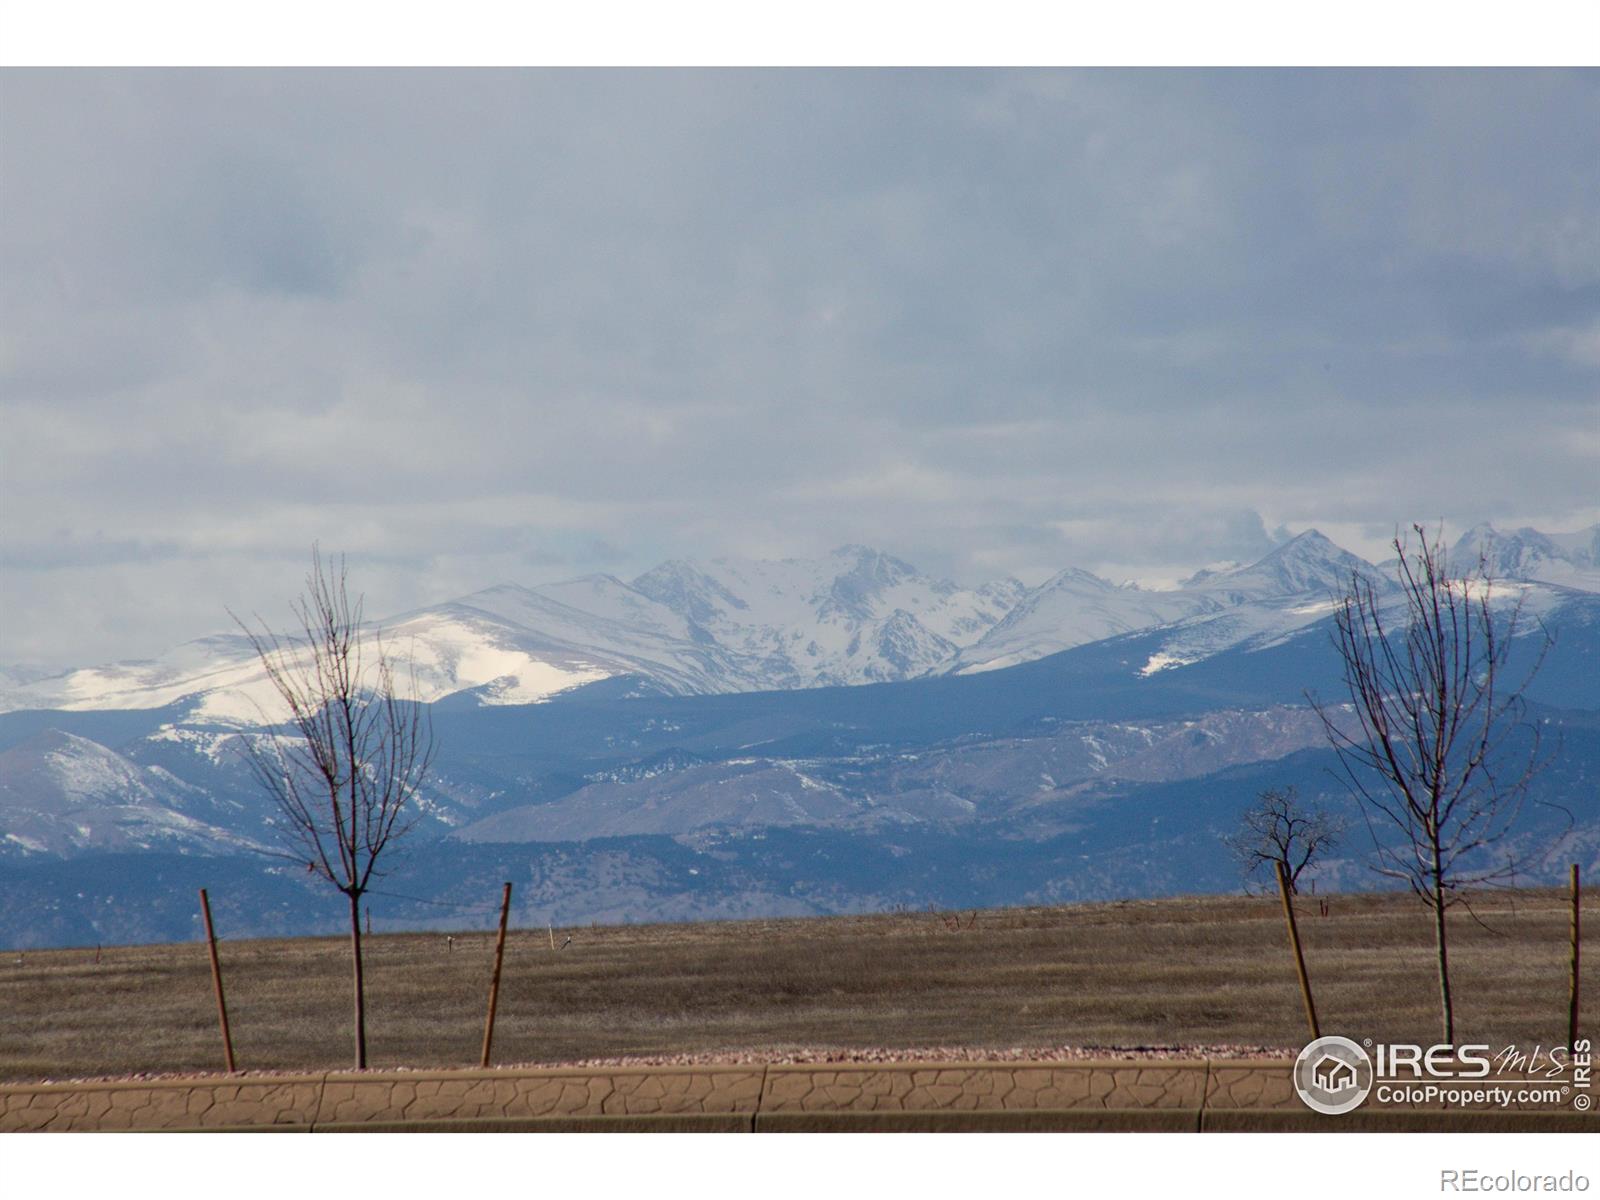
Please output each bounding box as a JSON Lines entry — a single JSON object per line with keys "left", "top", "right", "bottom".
{"left": 2, "top": 69, "right": 1597, "bottom": 667}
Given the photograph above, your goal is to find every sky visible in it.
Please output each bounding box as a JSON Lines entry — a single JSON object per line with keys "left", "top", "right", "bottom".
{"left": 2, "top": 68, "right": 1598, "bottom": 669}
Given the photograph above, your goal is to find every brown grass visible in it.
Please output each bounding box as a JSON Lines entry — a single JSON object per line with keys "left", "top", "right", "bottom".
{"left": 0, "top": 889, "right": 1592, "bottom": 1082}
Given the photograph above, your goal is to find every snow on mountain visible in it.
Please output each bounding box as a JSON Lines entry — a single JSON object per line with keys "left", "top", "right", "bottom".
{"left": 402, "top": 581, "right": 748, "bottom": 696}
{"left": 1, "top": 609, "right": 620, "bottom": 723}
{"left": 2, "top": 528, "right": 1588, "bottom": 719}
{"left": 0, "top": 549, "right": 1018, "bottom": 717}
{"left": 0, "top": 730, "right": 259, "bottom": 857}
{"left": 7, "top": 634, "right": 279, "bottom": 719}
{"left": 529, "top": 575, "right": 700, "bottom": 640}
{"left": 630, "top": 545, "right": 1021, "bottom": 688}
{"left": 1548, "top": 526, "right": 1600, "bottom": 568}
{"left": 1450, "top": 523, "right": 1600, "bottom": 593}
{"left": 1183, "top": 529, "right": 1387, "bottom": 602}
{"left": 1113, "top": 531, "right": 1386, "bottom": 674}
{"left": 954, "top": 532, "right": 1380, "bottom": 677}
{"left": 949, "top": 568, "right": 1215, "bottom": 675}
{"left": 1133, "top": 529, "right": 1584, "bottom": 678}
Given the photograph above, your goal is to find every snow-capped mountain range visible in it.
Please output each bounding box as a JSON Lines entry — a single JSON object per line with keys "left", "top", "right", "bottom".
{"left": 3, "top": 523, "right": 1596, "bottom": 944}
{"left": 2, "top": 525, "right": 1594, "bottom": 723}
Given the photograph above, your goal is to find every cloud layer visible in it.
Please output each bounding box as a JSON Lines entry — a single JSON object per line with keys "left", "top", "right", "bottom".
{"left": 2, "top": 69, "right": 1597, "bottom": 666}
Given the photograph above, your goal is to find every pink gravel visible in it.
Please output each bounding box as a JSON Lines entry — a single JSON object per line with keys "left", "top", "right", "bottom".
{"left": 16, "top": 1043, "right": 1296, "bottom": 1086}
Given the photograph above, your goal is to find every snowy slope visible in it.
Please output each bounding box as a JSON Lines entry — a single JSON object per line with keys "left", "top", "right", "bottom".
{"left": 949, "top": 569, "right": 1215, "bottom": 675}
{"left": 1450, "top": 523, "right": 1600, "bottom": 593}
{"left": 1133, "top": 533, "right": 1576, "bottom": 678}
{"left": 1184, "top": 529, "right": 1389, "bottom": 603}
{"left": 0, "top": 730, "right": 259, "bottom": 857}
{"left": 631, "top": 545, "right": 1024, "bottom": 688}
{"left": 400, "top": 581, "right": 755, "bottom": 696}
{"left": 951, "top": 531, "right": 1381, "bottom": 676}
{"left": 2, "top": 611, "right": 620, "bottom": 724}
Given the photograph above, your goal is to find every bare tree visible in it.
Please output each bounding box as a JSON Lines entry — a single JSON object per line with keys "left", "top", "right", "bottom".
{"left": 234, "top": 547, "right": 434, "bottom": 1068}
{"left": 1225, "top": 786, "right": 1344, "bottom": 896}
{"left": 1310, "top": 524, "right": 1548, "bottom": 1043}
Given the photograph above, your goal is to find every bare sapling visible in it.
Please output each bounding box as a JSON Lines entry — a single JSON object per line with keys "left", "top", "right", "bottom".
{"left": 234, "top": 546, "right": 435, "bottom": 1069}
{"left": 1311, "top": 524, "right": 1553, "bottom": 1044}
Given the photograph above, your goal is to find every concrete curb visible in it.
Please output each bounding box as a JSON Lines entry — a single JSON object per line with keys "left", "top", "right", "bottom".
{"left": 1, "top": 1060, "right": 1592, "bottom": 1132}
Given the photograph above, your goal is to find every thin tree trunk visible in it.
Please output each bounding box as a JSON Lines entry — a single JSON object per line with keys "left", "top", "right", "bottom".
{"left": 1431, "top": 867, "right": 1453, "bottom": 1044}
{"left": 348, "top": 889, "right": 367, "bottom": 1069}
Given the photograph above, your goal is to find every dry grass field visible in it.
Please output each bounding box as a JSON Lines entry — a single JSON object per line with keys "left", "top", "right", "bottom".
{"left": 1, "top": 889, "right": 1592, "bottom": 1083}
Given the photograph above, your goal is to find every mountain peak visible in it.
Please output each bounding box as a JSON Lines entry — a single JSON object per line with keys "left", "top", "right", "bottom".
{"left": 630, "top": 559, "right": 749, "bottom": 622}
{"left": 1269, "top": 528, "right": 1339, "bottom": 556}
{"left": 828, "top": 544, "right": 920, "bottom": 579}
{"left": 1038, "top": 566, "right": 1117, "bottom": 593}
{"left": 1192, "top": 529, "right": 1376, "bottom": 599}
{"left": 1449, "top": 522, "right": 1600, "bottom": 585}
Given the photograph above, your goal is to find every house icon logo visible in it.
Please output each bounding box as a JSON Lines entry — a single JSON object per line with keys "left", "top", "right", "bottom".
{"left": 1293, "top": 1036, "right": 1374, "bottom": 1115}
{"left": 1312, "top": 1054, "right": 1357, "bottom": 1093}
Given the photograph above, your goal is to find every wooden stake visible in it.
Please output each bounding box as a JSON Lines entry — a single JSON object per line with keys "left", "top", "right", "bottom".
{"left": 198, "top": 888, "right": 236, "bottom": 1072}
{"left": 1571, "top": 863, "right": 1582, "bottom": 1048}
{"left": 1275, "top": 861, "right": 1320, "bottom": 1041}
{"left": 480, "top": 882, "right": 513, "bottom": 1069}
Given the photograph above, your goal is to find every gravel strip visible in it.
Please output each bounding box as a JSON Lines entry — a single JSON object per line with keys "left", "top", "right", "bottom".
{"left": 15, "top": 1043, "right": 1296, "bottom": 1086}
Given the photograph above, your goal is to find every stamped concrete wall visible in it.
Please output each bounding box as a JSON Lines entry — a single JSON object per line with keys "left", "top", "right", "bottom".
{"left": 0, "top": 1066, "right": 763, "bottom": 1133}
{"left": 1, "top": 1060, "right": 1592, "bottom": 1132}
{"left": 757, "top": 1062, "right": 1208, "bottom": 1131}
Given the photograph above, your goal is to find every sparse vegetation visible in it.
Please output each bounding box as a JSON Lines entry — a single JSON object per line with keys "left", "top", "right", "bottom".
{"left": 1225, "top": 785, "right": 1344, "bottom": 895}
{"left": 1, "top": 889, "right": 1591, "bottom": 1083}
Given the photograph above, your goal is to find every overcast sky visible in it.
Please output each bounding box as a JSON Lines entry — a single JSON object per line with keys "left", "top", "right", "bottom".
{"left": 2, "top": 69, "right": 1598, "bottom": 668}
